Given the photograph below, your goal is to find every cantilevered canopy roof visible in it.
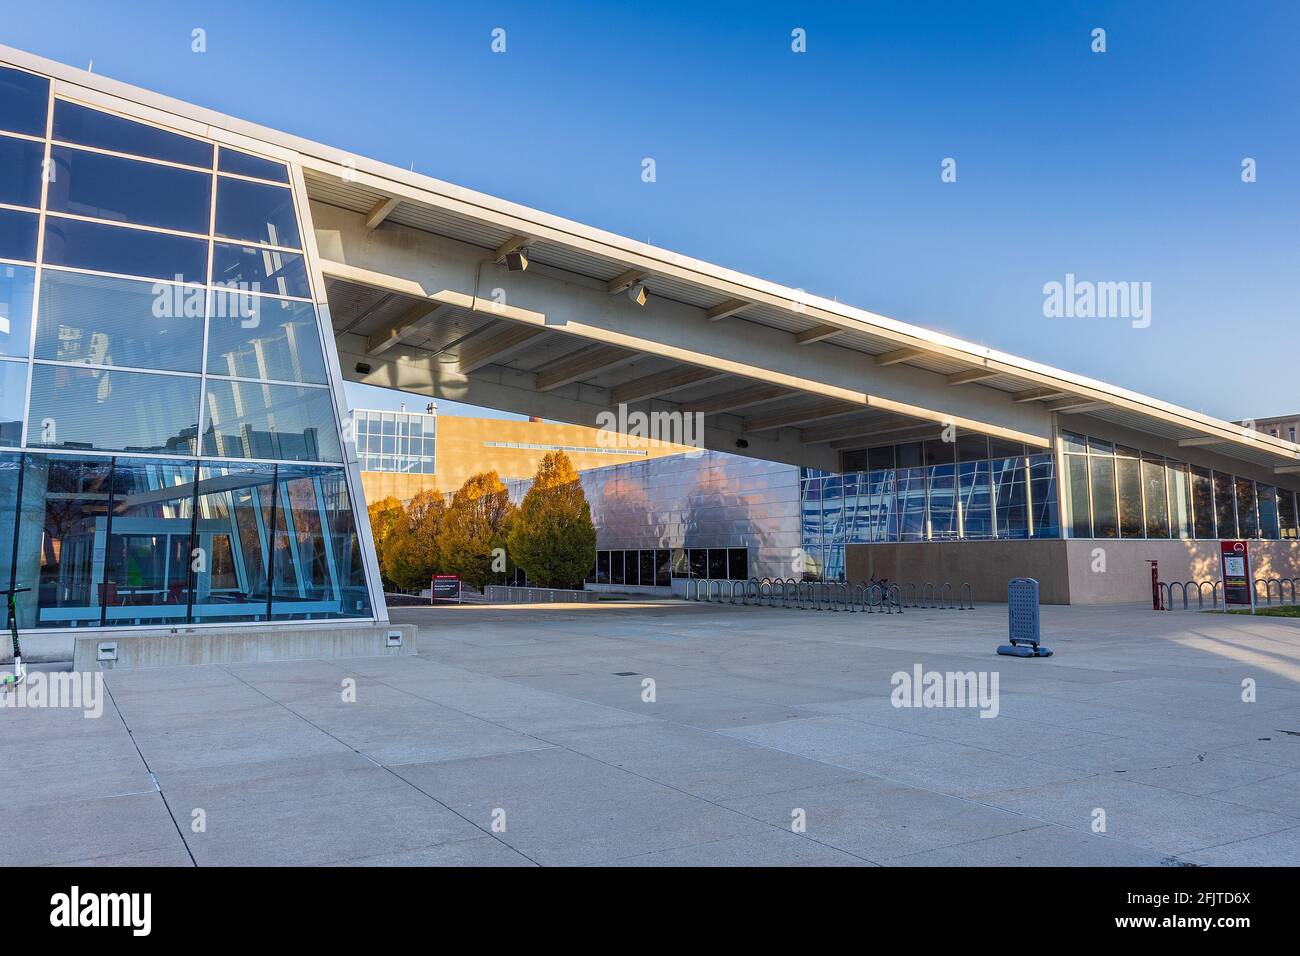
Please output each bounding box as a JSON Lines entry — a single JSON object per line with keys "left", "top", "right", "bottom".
{"left": 9, "top": 42, "right": 1297, "bottom": 475}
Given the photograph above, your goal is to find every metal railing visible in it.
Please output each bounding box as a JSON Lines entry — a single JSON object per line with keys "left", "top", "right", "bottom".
{"left": 484, "top": 585, "right": 597, "bottom": 604}
{"left": 683, "top": 577, "right": 975, "bottom": 613}
{"left": 1157, "top": 577, "right": 1300, "bottom": 610}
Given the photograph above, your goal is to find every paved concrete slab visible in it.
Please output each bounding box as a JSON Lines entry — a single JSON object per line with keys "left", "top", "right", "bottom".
{"left": 5, "top": 600, "right": 1300, "bottom": 865}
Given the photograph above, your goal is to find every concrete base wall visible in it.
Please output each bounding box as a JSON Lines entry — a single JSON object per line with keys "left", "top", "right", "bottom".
{"left": 845, "top": 538, "right": 1300, "bottom": 605}
{"left": 845, "top": 540, "right": 1071, "bottom": 604}
{"left": 69, "top": 623, "right": 416, "bottom": 671}
{"left": 1065, "top": 538, "right": 1300, "bottom": 604}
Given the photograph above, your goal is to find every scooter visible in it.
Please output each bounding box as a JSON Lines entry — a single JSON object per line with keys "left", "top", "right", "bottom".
{"left": 0, "top": 587, "right": 30, "bottom": 690}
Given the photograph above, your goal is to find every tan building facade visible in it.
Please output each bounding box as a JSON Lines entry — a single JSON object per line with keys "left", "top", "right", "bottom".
{"left": 358, "top": 411, "right": 694, "bottom": 504}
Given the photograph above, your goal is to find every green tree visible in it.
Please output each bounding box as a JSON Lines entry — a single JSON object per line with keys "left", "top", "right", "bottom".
{"left": 508, "top": 451, "right": 596, "bottom": 588}
{"left": 380, "top": 489, "right": 447, "bottom": 591}
{"left": 436, "top": 471, "right": 515, "bottom": 590}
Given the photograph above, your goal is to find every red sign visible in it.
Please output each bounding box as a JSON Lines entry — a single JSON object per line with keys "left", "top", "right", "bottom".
{"left": 1219, "top": 540, "right": 1253, "bottom": 612}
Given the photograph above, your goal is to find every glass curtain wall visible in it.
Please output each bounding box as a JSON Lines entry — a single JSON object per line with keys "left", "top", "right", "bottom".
{"left": 0, "top": 63, "right": 374, "bottom": 628}
{"left": 809, "top": 438, "right": 1062, "bottom": 581}
{"left": 1060, "top": 429, "right": 1299, "bottom": 541}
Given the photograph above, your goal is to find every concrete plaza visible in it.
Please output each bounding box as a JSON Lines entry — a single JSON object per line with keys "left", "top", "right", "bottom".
{"left": 4, "top": 600, "right": 1300, "bottom": 866}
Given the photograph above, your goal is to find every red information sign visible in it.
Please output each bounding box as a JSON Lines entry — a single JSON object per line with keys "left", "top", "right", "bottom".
{"left": 1219, "top": 540, "right": 1254, "bottom": 612}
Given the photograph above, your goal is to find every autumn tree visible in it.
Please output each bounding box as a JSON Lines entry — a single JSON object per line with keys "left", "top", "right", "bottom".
{"left": 435, "top": 470, "right": 515, "bottom": 590}
{"left": 380, "top": 489, "right": 447, "bottom": 591}
{"left": 508, "top": 451, "right": 596, "bottom": 589}
{"left": 366, "top": 496, "right": 405, "bottom": 590}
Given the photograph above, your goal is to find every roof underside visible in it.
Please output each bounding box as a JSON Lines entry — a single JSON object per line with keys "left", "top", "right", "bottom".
{"left": 309, "top": 166, "right": 1300, "bottom": 472}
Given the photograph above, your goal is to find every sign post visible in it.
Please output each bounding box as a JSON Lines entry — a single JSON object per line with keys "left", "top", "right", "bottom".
{"left": 1147, "top": 560, "right": 1164, "bottom": 611}
{"left": 1219, "top": 540, "right": 1254, "bottom": 614}
{"left": 431, "top": 574, "right": 461, "bottom": 604}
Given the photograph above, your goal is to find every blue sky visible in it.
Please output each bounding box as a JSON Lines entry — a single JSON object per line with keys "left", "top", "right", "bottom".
{"left": 8, "top": 1, "right": 1296, "bottom": 420}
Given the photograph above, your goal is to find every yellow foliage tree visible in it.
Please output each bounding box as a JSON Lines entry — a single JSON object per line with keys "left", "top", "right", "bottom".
{"left": 507, "top": 451, "right": 596, "bottom": 588}
{"left": 436, "top": 471, "right": 515, "bottom": 590}
{"left": 380, "top": 489, "right": 447, "bottom": 591}
{"left": 366, "top": 496, "right": 405, "bottom": 590}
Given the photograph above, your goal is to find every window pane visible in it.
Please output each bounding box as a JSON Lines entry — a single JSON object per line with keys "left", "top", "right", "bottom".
{"left": 689, "top": 548, "right": 706, "bottom": 578}
{"left": 1142, "top": 457, "right": 1169, "bottom": 538}
{"left": 53, "top": 100, "right": 212, "bottom": 168}
{"left": 728, "top": 548, "right": 748, "bottom": 581}
{"left": 1190, "top": 466, "right": 1215, "bottom": 538}
{"left": 36, "top": 270, "right": 204, "bottom": 372}
{"left": 0, "top": 453, "right": 19, "bottom": 602}
{"left": 638, "top": 549, "right": 654, "bottom": 587}
{"left": 1167, "top": 462, "right": 1193, "bottom": 539}
{"left": 270, "top": 465, "right": 372, "bottom": 620}
{"left": 1064, "top": 455, "right": 1090, "bottom": 537}
{"left": 43, "top": 217, "right": 207, "bottom": 283}
{"left": 896, "top": 442, "right": 923, "bottom": 468}
{"left": 865, "top": 469, "right": 896, "bottom": 542}
{"left": 17, "top": 454, "right": 114, "bottom": 628}
{"left": 1117, "top": 455, "right": 1144, "bottom": 538}
{"left": 596, "top": 550, "right": 609, "bottom": 583}
{"left": 956, "top": 434, "right": 989, "bottom": 462}
{"left": 1089, "top": 456, "right": 1118, "bottom": 538}
{"left": 923, "top": 438, "right": 955, "bottom": 467}
{"left": 1258, "top": 484, "right": 1280, "bottom": 540}
{"left": 655, "top": 549, "right": 670, "bottom": 587}
{"left": 191, "top": 462, "right": 274, "bottom": 623}
{"left": 707, "top": 549, "right": 727, "bottom": 579}
{"left": 1234, "top": 477, "right": 1258, "bottom": 538}
{"left": 218, "top": 148, "right": 290, "bottom": 184}
{"left": 206, "top": 292, "right": 327, "bottom": 383}
{"left": 102, "top": 458, "right": 196, "bottom": 626}
{"left": 867, "top": 445, "right": 895, "bottom": 472}
{"left": 0, "top": 135, "right": 44, "bottom": 208}
{"left": 0, "top": 263, "right": 35, "bottom": 357}
{"left": 203, "top": 379, "right": 341, "bottom": 462}
{"left": 927, "top": 463, "right": 958, "bottom": 540}
{"left": 993, "top": 456, "right": 1029, "bottom": 538}
{"left": 48, "top": 146, "right": 212, "bottom": 233}
{"left": 1027, "top": 454, "right": 1059, "bottom": 538}
{"left": 610, "top": 549, "right": 624, "bottom": 585}
{"left": 29, "top": 365, "right": 200, "bottom": 453}
{"left": 0, "top": 66, "right": 49, "bottom": 136}
{"left": 215, "top": 176, "right": 301, "bottom": 248}
{"left": 211, "top": 242, "right": 311, "bottom": 299}
{"left": 897, "top": 467, "right": 927, "bottom": 541}
{"left": 1061, "top": 431, "right": 1087, "bottom": 454}
{"left": 1213, "top": 472, "right": 1237, "bottom": 538}
{"left": 0, "top": 207, "right": 38, "bottom": 262}
{"left": 1279, "top": 490, "right": 1299, "bottom": 540}
{"left": 0, "top": 360, "right": 24, "bottom": 446}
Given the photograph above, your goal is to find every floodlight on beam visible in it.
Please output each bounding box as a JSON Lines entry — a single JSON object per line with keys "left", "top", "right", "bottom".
{"left": 627, "top": 282, "right": 648, "bottom": 307}
{"left": 493, "top": 236, "right": 530, "bottom": 271}
{"left": 606, "top": 269, "right": 646, "bottom": 295}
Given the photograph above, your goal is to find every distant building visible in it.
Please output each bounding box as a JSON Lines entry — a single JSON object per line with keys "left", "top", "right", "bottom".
{"left": 355, "top": 403, "right": 694, "bottom": 503}
{"left": 1242, "top": 414, "right": 1300, "bottom": 445}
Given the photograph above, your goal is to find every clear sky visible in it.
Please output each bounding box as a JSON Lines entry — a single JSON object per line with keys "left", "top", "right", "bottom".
{"left": 8, "top": 1, "right": 1296, "bottom": 421}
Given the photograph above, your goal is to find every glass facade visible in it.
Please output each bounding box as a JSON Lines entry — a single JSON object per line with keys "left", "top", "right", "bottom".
{"left": 354, "top": 407, "right": 437, "bottom": 475}
{"left": 808, "top": 438, "right": 1060, "bottom": 580}
{"left": 0, "top": 64, "right": 375, "bottom": 629}
{"left": 587, "top": 547, "right": 746, "bottom": 586}
{"left": 1060, "top": 430, "right": 1299, "bottom": 541}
